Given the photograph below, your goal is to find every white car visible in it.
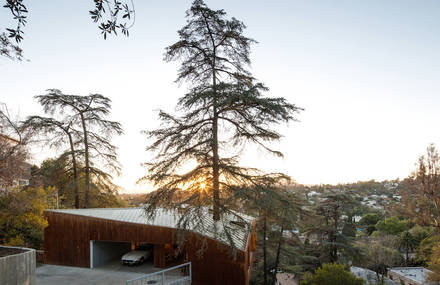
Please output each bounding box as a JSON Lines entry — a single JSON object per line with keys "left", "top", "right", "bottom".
{"left": 121, "top": 248, "right": 153, "bottom": 265}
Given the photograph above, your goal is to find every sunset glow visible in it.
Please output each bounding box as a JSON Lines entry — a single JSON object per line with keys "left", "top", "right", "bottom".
{"left": 1, "top": 1, "right": 440, "bottom": 192}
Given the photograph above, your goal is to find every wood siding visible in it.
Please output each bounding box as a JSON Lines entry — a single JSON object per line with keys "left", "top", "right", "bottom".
{"left": 44, "top": 211, "right": 255, "bottom": 285}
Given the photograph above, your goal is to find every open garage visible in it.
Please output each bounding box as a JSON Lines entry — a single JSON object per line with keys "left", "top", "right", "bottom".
{"left": 90, "top": 241, "right": 131, "bottom": 268}
{"left": 43, "top": 207, "right": 257, "bottom": 285}
{"left": 89, "top": 241, "right": 160, "bottom": 275}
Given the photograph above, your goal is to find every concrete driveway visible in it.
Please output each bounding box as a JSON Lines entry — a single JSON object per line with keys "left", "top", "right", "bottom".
{"left": 36, "top": 264, "right": 149, "bottom": 285}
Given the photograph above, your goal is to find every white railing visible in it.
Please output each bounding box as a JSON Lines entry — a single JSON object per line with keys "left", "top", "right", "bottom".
{"left": 126, "top": 262, "right": 191, "bottom": 285}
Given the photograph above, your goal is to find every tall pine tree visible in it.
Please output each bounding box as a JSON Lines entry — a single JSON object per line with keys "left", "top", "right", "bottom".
{"left": 142, "top": 0, "right": 301, "bottom": 246}
{"left": 23, "top": 115, "right": 82, "bottom": 208}
{"left": 35, "top": 90, "right": 123, "bottom": 207}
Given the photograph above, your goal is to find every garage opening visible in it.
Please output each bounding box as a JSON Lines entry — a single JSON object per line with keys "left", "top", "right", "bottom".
{"left": 90, "top": 241, "right": 158, "bottom": 274}
{"left": 90, "top": 240, "right": 131, "bottom": 268}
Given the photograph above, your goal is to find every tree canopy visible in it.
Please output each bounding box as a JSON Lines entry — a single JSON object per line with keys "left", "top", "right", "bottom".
{"left": 375, "top": 216, "right": 408, "bottom": 236}
{"left": 0, "top": 186, "right": 57, "bottom": 248}
{"left": 141, "top": 1, "right": 302, "bottom": 258}
{"left": 23, "top": 115, "right": 82, "bottom": 208}
{"left": 3, "top": 0, "right": 135, "bottom": 42}
{"left": 142, "top": 0, "right": 301, "bottom": 213}
{"left": 28, "top": 90, "right": 123, "bottom": 208}
{"left": 0, "top": 104, "right": 29, "bottom": 189}
{"left": 1, "top": 0, "right": 135, "bottom": 60}
{"left": 401, "top": 144, "right": 440, "bottom": 229}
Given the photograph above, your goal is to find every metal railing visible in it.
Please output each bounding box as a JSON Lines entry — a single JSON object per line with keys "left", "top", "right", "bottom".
{"left": 126, "top": 262, "right": 191, "bottom": 285}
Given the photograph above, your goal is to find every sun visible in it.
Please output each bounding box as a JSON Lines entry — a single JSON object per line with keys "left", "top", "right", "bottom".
{"left": 200, "top": 182, "right": 206, "bottom": 190}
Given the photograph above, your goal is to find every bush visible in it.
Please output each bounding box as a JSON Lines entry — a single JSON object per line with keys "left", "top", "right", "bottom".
{"left": 0, "top": 187, "right": 55, "bottom": 249}
{"left": 300, "top": 263, "right": 364, "bottom": 285}
{"left": 375, "top": 216, "right": 408, "bottom": 236}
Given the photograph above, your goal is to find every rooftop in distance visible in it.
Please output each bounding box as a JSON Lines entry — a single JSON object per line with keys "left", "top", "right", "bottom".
{"left": 389, "top": 267, "right": 433, "bottom": 284}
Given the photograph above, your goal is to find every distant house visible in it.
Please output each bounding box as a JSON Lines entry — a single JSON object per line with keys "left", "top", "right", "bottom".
{"left": 388, "top": 267, "right": 435, "bottom": 285}
{"left": 351, "top": 266, "right": 396, "bottom": 285}
{"left": 11, "top": 161, "right": 31, "bottom": 187}
{"left": 43, "top": 207, "right": 257, "bottom": 285}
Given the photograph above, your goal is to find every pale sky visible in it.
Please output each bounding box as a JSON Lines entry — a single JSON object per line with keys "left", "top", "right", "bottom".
{"left": 1, "top": 1, "right": 440, "bottom": 192}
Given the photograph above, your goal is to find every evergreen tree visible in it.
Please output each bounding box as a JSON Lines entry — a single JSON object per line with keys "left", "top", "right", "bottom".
{"left": 359, "top": 213, "right": 381, "bottom": 235}
{"left": 23, "top": 115, "right": 82, "bottom": 208}
{"left": 34, "top": 156, "right": 79, "bottom": 207}
{"left": 35, "top": 90, "right": 123, "bottom": 207}
{"left": 246, "top": 185, "right": 304, "bottom": 285}
{"left": 142, "top": 0, "right": 301, "bottom": 225}
{"left": 375, "top": 216, "right": 408, "bottom": 236}
{"left": 270, "top": 190, "right": 305, "bottom": 284}
{"left": 396, "top": 230, "right": 417, "bottom": 266}
{"left": 306, "top": 189, "right": 358, "bottom": 263}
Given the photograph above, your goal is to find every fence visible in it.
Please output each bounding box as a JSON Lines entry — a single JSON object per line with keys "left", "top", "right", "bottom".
{"left": 36, "top": 250, "right": 45, "bottom": 263}
{"left": 126, "top": 262, "right": 191, "bottom": 285}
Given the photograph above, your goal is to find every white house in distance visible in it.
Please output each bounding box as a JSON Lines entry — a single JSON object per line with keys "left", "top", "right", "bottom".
{"left": 388, "top": 267, "right": 435, "bottom": 285}
{"left": 351, "top": 266, "right": 396, "bottom": 285}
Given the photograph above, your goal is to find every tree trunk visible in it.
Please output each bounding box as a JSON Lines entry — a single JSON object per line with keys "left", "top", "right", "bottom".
{"left": 405, "top": 246, "right": 409, "bottom": 266}
{"left": 80, "top": 113, "right": 90, "bottom": 208}
{"left": 329, "top": 230, "right": 336, "bottom": 263}
{"left": 211, "top": 47, "right": 220, "bottom": 221}
{"left": 212, "top": 102, "right": 220, "bottom": 221}
{"left": 200, "top": 12, "right": 221, "bottom": 221}
{"left": 332, "top": 207, "right": 339, "bottom": 262}
{"left": 273, "top": 223, "right": 284, "bottom": 285}
{"left": 375, "top": 271, "right": 382, "bottom": 285}
{"left": 67, "top": 132, "right": 79, "bottom": 209}
{"left": 263, "top": 213, "right": 268, "bottom": 285}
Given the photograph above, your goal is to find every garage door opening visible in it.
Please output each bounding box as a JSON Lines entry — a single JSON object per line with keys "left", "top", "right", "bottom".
{"left": 90, "top": 241, "right": 131, "bottom": 268}
{"left": 90, "top": 241, "right": 158, "bottom": 274}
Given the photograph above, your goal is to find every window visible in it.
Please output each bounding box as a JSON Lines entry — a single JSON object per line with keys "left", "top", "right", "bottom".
{"left": 18, "top": 179, "right": 29, "bottom": 186}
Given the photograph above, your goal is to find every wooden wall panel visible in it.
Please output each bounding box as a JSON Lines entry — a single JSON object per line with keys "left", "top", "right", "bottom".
{"left": 153, "top": 244, "right": 166, "bottom": 267}
{"left": 44, "top": 211, "right": 255, "bottom": 285}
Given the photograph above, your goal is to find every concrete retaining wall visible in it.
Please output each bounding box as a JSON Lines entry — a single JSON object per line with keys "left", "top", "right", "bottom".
{"left": 0, "top": 246, "right": 36, "bottom": 285}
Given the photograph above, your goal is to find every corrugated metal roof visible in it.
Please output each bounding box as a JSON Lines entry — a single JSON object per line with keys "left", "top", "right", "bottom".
{"left": 46, "top": 207, "right": 253, "bottom": 251}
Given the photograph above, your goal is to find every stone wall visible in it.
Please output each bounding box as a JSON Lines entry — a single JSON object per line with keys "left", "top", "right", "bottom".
{"left": 0, "top": 246, "right": 36, "bottom": 285}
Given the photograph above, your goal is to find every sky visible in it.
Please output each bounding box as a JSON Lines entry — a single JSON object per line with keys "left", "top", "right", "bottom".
{"left": 1, "top": 1, "right": 440, "bottom": 192}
